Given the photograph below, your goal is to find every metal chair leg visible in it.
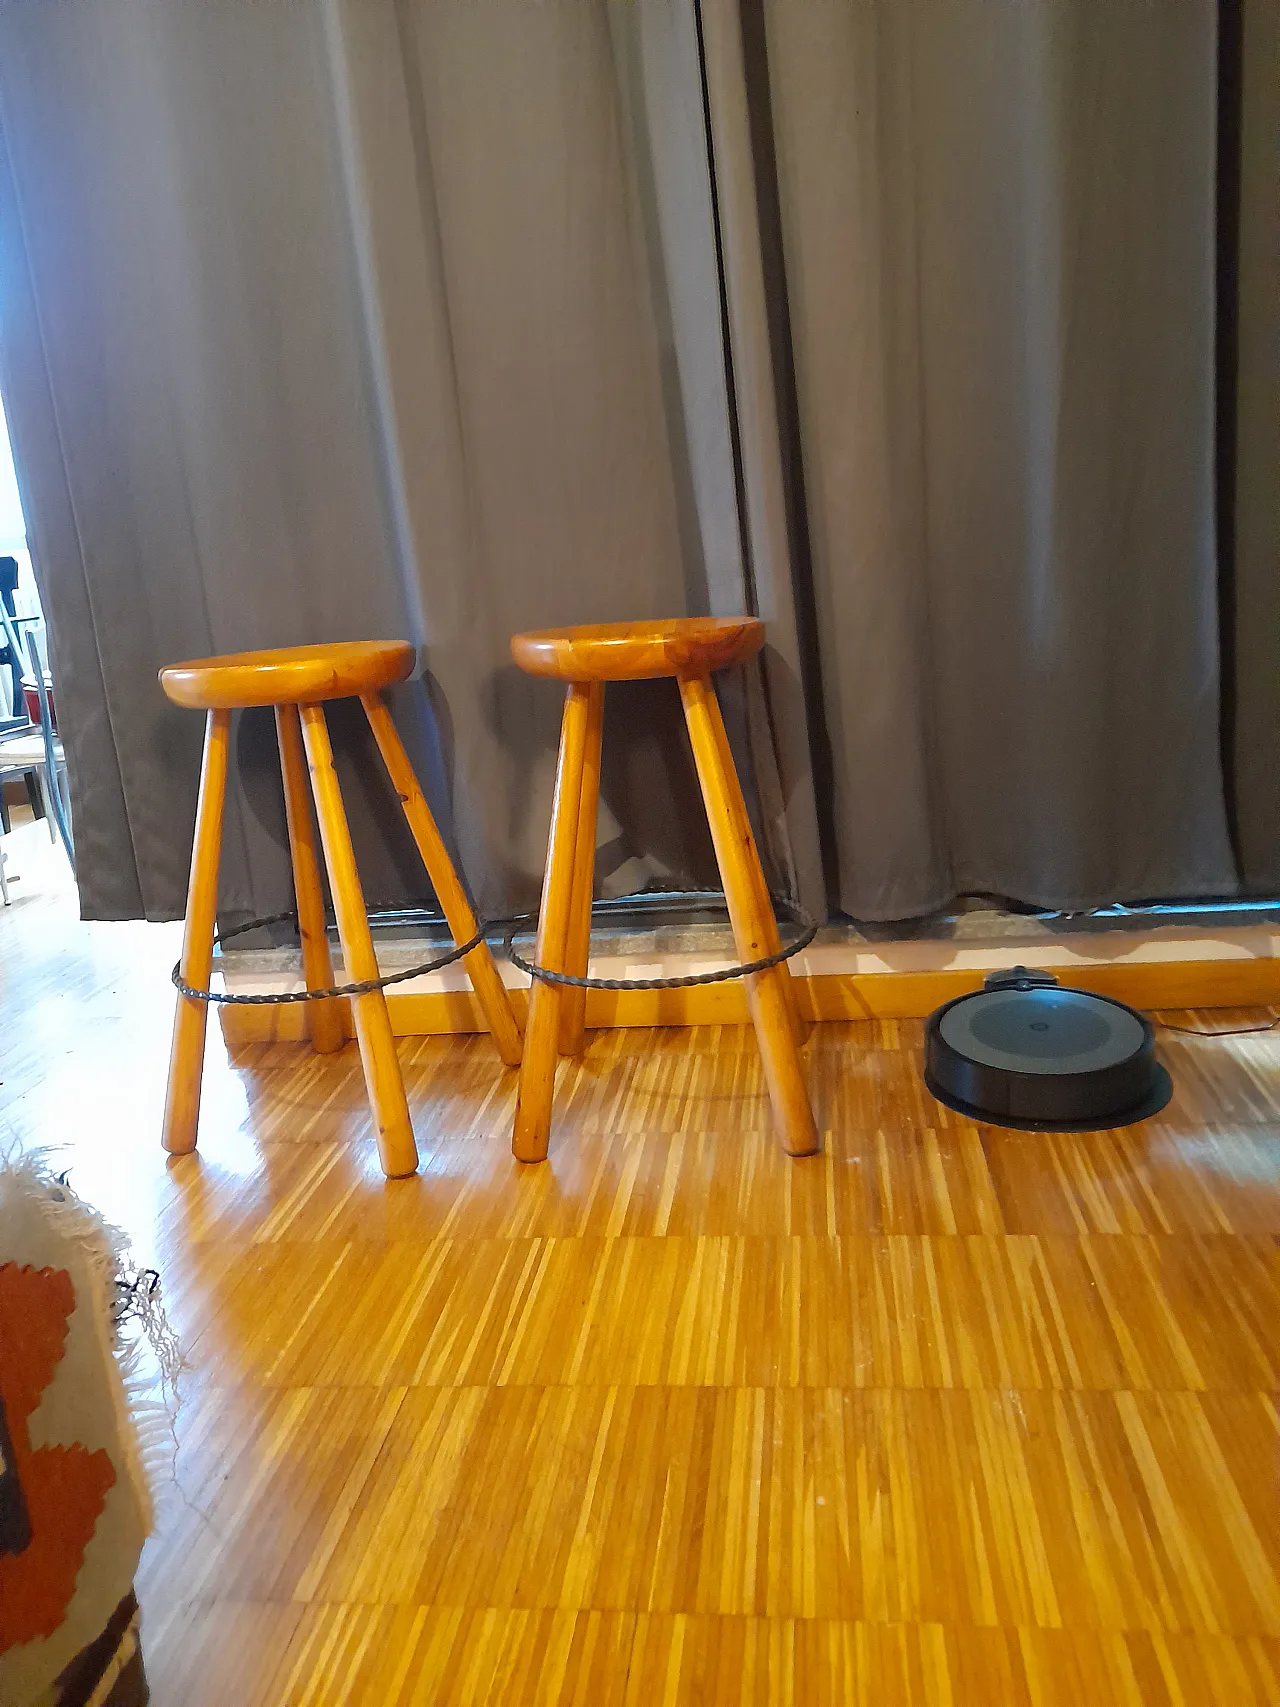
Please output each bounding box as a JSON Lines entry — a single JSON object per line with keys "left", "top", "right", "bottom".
{"left": 53, "top": 761, "right": 75, "bottom": 875}
{"left": 33, "top": 762, "right": 55, "bottom": 842}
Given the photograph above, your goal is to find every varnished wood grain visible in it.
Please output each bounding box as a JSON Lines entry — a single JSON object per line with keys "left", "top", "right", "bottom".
{"left": 159, "top": 640, "right": 415, "bottom": 711}
{"left": 558, "top": 680, "right": 604, "bottom": 1058}
{"left": 300, "top": 703, "right": 418, "bottom": 1179}
{"left": 275, "top": 703, "right": 345, "bottom": 1055}
{"left": 512, "top": 637, "right": 816, "bottom": 1159}
{"left": 512, "top": 682, "right": 594, "bottom": 1163}
{"left": 2, "top": 823, "right": 1280, "bottom": 1705}
{"left": 162, "top": 707, "right": 230, "bottom": 1154}
{"left": 510, "top": 617, "right": 764, "bottom": 682}
{"left": 163, "top": 642, "right": 517, "bottom": 1170}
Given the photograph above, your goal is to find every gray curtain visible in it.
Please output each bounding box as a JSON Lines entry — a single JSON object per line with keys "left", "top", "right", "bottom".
{"left": 1229, "top": 0, "right": 1280, "bottom": 893}
{"left": 0, "top": 0, "right": 1266, "bottom": 930}
{"left": 749, "top": 0, "right": 1240, "bottom": 919}
{"left": 0, "top": 0, "right": 810, "bottom": 924}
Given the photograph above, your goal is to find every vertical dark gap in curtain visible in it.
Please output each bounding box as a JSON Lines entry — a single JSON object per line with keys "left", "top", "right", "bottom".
{"left": 691, "top": 0, "right": 829, "bottom": 918}
{"left": 707, "top": 0, "right": 839, "bottom": 909}
{"left": 1214, "top": 0, "right": 1243, "bottom": 873}
{"left": 691, "top": 0, "right": 754, "bottom": 614}
{"left": 688, "top": 0, "right": 807, "bottom": 911}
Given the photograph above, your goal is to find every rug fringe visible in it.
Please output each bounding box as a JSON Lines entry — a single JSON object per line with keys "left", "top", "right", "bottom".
{"left": 1, "top": 1143, "right": 182, "bottom": 1531}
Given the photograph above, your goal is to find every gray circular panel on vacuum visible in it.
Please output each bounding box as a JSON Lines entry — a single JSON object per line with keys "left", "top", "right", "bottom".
{"left": 938, "top": 988, "right": 1147, "bottom": 1076}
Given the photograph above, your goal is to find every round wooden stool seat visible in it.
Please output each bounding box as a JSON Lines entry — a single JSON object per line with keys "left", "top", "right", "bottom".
{"left": 160, "top": 640, "right": 416, "bottom": 711}
{"left": 158, "top": 637, "right": 522, "bottom": 1179}
{"left": 510, "top": 617, "right": 764, "bottom": 682}
{"left": 509, "top": 613, "right": 816, "bottom": 1165}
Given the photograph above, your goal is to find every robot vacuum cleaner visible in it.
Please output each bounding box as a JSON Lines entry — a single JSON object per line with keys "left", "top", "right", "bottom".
{"left": 924, "top": 967, "right": 1172, "bottom": 1130}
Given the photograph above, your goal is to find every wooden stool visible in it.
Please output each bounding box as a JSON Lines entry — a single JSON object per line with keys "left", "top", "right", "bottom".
{"left": 159, "top": 641, "right": 522, "bottom": 1178}
{"left": 509, "top": 617, "right": 818, "bottom": 1163}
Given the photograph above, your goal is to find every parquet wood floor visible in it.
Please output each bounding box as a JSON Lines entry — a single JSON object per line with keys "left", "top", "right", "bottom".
{"left": 2, "top": 820, "right": 1278, "bottom": 1703}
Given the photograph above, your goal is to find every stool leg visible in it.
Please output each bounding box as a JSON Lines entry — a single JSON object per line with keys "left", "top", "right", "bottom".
{"left": 162, "top": 708, "right": 230, "bottom": 1156}
{"left": 275, "top": 704, "right": 345, "bottom": 1054}
{"left": 678, "top": 674, "right": 819, "bottom": 1157}
{"left": 512, "top": 681, "right": 593, "bottom": 1163}
{"left": 689, "top": 687, "right": 804, "bottom": 1047}
{"left": 725, "top": 752, "right": 812, "bottom": 1049}
{"left": 559, "top": 680, "right": 604, "bottom": 1056}
{"left": 360, "top": 692, "right": 523, "bottom": 1068}
{"left": 299, "top": 703, "right": 418, "bottom": 1179}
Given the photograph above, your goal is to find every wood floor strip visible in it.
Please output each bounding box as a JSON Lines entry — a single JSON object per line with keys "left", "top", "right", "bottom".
{"left": 173, "top": 1234, "right": 1280, "bottom": 1394}
{"left": 1, "top": 828, "right": 1277, "bottom": 1705}
{"left": 142, "top": 1606, "right": 1280, "bottom": 1707}
{"left": 133, "top": 1381, "right": 1280, "bottom": 1636}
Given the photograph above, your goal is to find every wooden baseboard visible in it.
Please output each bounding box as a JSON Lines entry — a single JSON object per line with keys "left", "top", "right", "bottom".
{"left": 217, "top": 956, "right": 1280, "bottom": 1046}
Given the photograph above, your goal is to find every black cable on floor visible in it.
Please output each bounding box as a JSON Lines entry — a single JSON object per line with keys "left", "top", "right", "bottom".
{"left": 1157, "top": 1014, "right": 1280, "bottom": 1038}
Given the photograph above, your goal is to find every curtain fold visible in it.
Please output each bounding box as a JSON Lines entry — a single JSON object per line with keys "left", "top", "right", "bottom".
{"left": 748, "top": 0, "right": 1240, "bottom": 919}
{"left": 0, "top": 0, "right": 800, "bottom": 925}
{"left": 698, "top": 0, "right": 827, "bottom": 919}
{"left": 0, "top": 0, "right": 422, "bottom": 923}
{"left": 0, "top": 0, "right": 1266, "bottom": 930}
